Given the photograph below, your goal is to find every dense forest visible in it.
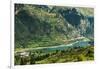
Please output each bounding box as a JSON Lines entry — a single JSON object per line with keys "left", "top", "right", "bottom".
{"left": 15, "top": 4, "right": 94, "bottom": 65}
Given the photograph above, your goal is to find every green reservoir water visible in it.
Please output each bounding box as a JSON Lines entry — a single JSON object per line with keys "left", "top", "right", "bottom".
{"left": 16, "top": 37, "right": 93, "bottom": 54}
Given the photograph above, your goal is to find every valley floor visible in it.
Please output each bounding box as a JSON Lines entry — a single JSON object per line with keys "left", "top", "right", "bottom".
{"left": 15, "top": 46, "right": 94, "bottom": 65}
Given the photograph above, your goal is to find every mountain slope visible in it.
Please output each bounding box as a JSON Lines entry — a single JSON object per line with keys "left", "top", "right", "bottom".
{"left": 15, "top": 4, "right": 94, "bottom": 49}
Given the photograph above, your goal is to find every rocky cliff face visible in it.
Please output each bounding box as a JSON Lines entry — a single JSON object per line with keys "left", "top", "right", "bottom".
{"left": 15, "top": 4, "right": 94, "bottom": 48}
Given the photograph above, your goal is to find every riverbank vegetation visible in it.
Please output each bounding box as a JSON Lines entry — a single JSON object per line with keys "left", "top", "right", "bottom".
{"left": 15, "top": 46, "right": 94, "bottom": 65}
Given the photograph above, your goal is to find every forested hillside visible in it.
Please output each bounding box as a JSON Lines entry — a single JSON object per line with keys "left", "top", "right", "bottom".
{"left": 15, "top": 4, "right": 94, "bottom": 49}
